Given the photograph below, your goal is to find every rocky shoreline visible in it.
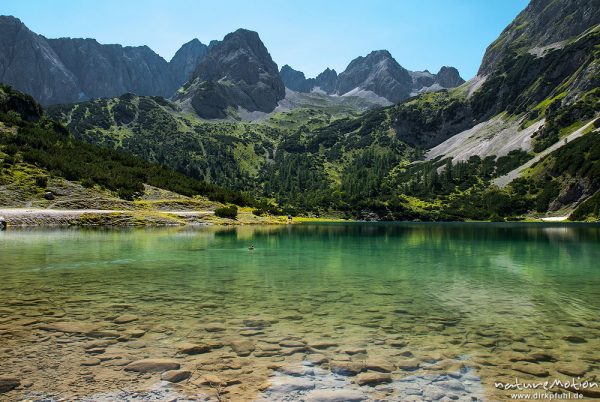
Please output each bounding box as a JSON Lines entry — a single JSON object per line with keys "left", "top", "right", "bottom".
{"left": 1, "top": 297, "right": 596, "bottom": 401}
{"left": 0, "top": 208, "right": 289, "bottom": 227}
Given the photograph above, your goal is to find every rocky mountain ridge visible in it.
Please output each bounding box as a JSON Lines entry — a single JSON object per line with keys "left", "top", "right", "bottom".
{"left": 1, "top": 14, "right": 464, "bottom": 111}
{"left": 280, "top": 51, "right": 465, "bottom": 103}
{"left": 0, "top": 15, "right": 210, "bottom": 105}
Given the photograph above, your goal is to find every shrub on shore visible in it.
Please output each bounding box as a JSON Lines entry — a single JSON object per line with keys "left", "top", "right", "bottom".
{"left": 215, "top": 205, "right": 238, "bottom": 219}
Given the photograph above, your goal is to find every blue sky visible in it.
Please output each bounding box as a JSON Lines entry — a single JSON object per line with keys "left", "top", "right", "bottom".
{"left": 3, "top": 0, "right": 529, "bottom": 79}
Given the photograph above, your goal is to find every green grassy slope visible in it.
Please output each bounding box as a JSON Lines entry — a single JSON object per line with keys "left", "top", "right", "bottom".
{"left": 0, "top": 84, "right": 254, "bottom": 208}
{"left": 43, "top": 5, "right": 600, "bottom": 221}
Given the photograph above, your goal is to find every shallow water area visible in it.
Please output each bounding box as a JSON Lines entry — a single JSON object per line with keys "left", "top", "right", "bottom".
{"left": 1, "top": 223, "right": 599, "bottom": 401}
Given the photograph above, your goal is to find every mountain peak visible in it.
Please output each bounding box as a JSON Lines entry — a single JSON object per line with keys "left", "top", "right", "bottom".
{"left": 280, "top": 65, "right": 310, "bottom": 92}
{"left": 435, "top": 66, "right": 465, "bottom": 88}
{"left": 172, "top": 38, "right": 205, "bottom": 55}
{"left": 218, "top": 28, "right": 264, "bottom": 53}
{"left": 367, "top": 49, "right": 394, "bottom": 59}
{"left": 169, "top": 38, "right": 209, "bottom": 87}
{"left": 336, "top": 50, "right": 411, "bottom": 102}
{"left": 0, "top": 15, "right": 24, "bottom": 25}
{"left": 175, "top": 28, "right": 284, "bottom": 118}
{"left": 191, "top": 28, "right": 279, "bottom": 83}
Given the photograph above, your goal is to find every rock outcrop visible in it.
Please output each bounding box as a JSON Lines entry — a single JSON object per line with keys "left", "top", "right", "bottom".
{"left": 47, "top": 37, "right": 177, "bottom": 100}
{"left": 169, "top": 38, "right": 209, "bottom": 88}
{"left": 280, "top": 65, "right": 312, "bottom": 93}
{"left": 312, "top": 68, "right": 339, "bottom": 93}
{"left": 434, "top": 66, "right": 465, "bottom": 88}
{"left": 478, "top": 0, "right": 600, "bottom": 76}
{"left": 174, "top": 29, "right": 285, "bottom": 119}
{"left": 0, "top": 16, "right": 80, "bottom": 104}
{"left": 335, "top": 50, "right": 413, "bottom": 103}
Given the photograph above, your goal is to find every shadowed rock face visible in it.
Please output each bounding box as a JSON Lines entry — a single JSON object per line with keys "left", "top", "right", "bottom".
{"left": 48, "top": 38, "right": 177, "bottom": 100}
{"left": 169, "top": 38, "right": 209, "bottom": 88}
{"left": 312, "top": 68, "right": 338, "bottom": 93}
{"left": 280, "top": 65, "right": 341, "bottom": 94}
{"left": 175, "top": 29, "right": 285, "bottom": 118}
{"left": 0, "top": 16, "right": 209, "bottom": 105}
{"left": 0, "top": 16, "right": 80, "bottom": 105}
{"left": 280, "top": 65, "right": 311, "bottom": 93}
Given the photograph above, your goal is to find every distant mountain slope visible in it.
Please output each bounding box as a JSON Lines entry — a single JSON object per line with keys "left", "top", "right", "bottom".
{"left": 279, "top": 53, "right": 465, "bottom": 103}
{"left": 0, "top": 15, "right": 463, "bottom": 112}
{"left": 48, "top": 38, "right": 177, "bottom": 100}
{"left": 173, "top": 29, "right": 285, "bottom": 119}
{"left": 0, "top": 15, "right": 210, "bottom": 105}
{"left": 313, "top": 68, "right": 339, "bottom": 93}
{"left": 335, "top": 50, "right": 413, "bottom": 103}
{"left": 280, "top": 65, "right": 312, "bottom": 93}
{"left": 0, "top": 16, "right": 80, "bottom": 104}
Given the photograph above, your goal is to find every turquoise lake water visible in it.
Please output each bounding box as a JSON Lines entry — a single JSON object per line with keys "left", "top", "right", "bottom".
{"left": 1, "top": 223, "right": 599, "bottom": 401}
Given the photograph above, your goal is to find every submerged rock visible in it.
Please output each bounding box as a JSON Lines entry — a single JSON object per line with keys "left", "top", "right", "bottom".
{"left": 311, "top": 341, "right": 339, "bottom": 350}
{"left": 161, "top": 370, "right": 191, "bottom": 383}
{"left": 178, "top": 342, "right": 210, "bottom": 355}
{"left": 243, "top": 318, "right": 272, "bottom": 329}
{"left": 513, "top": 363, "right": 550, "bottom": 377}
{"left": 344, "top": 347, "right": 366, "bottom": 355}
{"left": 231, "top": 339, "right": 255, "bottom": 356}
{"left": 521, "top": 353, "right": 556, "bottom": 363}
{"left": 329, "top": 361, "right": 365, "bottom": 376}
{"left": 305, "top": 354, "right": 328, "bottom": 365}
{"left": 354, "top": 371, "right": 392, "bottom": 386}
{"left": 114, "top": 314, "right": 138, "bottom": 324}
{"left": 124, "top": 358, "right": 180, "bottom": 373}
{"left": 195, "top": 374, "right": 241, "bottom": 387}
{"left": 268, "top": 377, "right": 316, "bottom": 392}
{"left": 279, "top": 340, "right": 305, "bottom": 348}
{"left": 563, "top": 335, "right": 586, "bottom": 344}
{"left": 305, "top": 389, "right": 366, "bottom": 401}
{"left": 39, "top": 321, "right": 99, "bottom": 334}
{"left": 0, "top": 377, "right": 20, "bottom": 393}
{"left": 557, "top": 362, "right": 590, "bottom": 377}
{"left": 81, "top": 358, "right": 101, "bottom": 366}
{"left": 125, "top": 329, "right": 146, "bottom": 338}
{"left": 365, "top": 358, "right": 395, "bottom": 373}
{"left": 397, "top": 358, "right": 421, "bottom": 371}
{"left": 203, "top": 323, "right": 227, "bottom": 332}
